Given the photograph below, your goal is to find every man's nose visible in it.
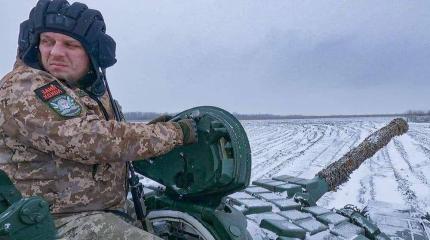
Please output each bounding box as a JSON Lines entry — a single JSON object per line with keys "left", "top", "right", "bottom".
{"left": 49, "top": 43, "right": 66, "bottom": 57}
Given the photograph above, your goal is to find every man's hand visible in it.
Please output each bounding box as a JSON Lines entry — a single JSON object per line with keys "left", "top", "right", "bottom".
{"left": 148, "top": 114, "right": 173, "bottom": 124}
{"left": 148, "top": 114, "right": 197, "bottom": 144}
{"left": 176, "top": 119, "right": 198, "bottom": 145}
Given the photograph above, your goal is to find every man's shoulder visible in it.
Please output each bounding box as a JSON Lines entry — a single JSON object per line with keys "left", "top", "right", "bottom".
{"left": 0, "top": 62, "right": 84, "bottom": 120}
{"left": 0, "top": 62, "right": 63, "bottom": 117}
{"left": 1, "top": 62, "right": 57, "bottom": 95}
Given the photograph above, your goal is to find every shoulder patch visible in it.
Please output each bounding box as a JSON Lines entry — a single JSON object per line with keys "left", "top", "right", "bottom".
{"left": 34, "top": 81, "right": 65, "bottom": 101}
{"left": 34, "top": 81, "right": 81, "bottom": 118}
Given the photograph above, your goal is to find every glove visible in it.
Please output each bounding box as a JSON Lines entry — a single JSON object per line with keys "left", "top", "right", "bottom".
{"left": 176, "top": 119, "right": 198, "bottom": 145}
{"left": 148, "top": 114, "right": 173, "bottom": 124}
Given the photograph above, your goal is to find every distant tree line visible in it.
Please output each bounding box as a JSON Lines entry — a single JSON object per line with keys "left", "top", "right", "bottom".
{"left": 231, "top": 113, "right": 306, "bottom": 120}
{"left": 123, "top": 112, "right": 305, "bottom": 121}
{"left": 124, "top": 110, "right": 429, "bottom": 121}
{"left": 404, "top": 110, "right": 430, "bottom": 123}
{"left": 123, "top": 109, "right": 430, "bottom": 121}
{"left": 123, "top": 112, "right": 292, "bottom": 121}
{"left": 404, "top": 110, "right": 430, "bottom": 115}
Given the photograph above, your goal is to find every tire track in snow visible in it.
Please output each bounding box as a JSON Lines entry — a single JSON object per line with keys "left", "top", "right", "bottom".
{"left": 260, "top": 124, "right": 327, "bottom": 177}
{"left": 327, "top": 123, "right": 363, "bottom": 162}
{"left": 294, "top": 123, "right": 360, "bottom": 177}
{"left": 257, "top": 124, "right": 327, "bottom": 179}
{"left": 351, "top": 121, "right": 378, "bottom": 206}
{"left": 353, "top": 120, "right": 381, "bottom": 206}
{"left": 251, "top": 125, "right": 298, "bottom": 158}
{"left": 292, "top": 124, "right": 339, "bottom": 175}
{"left": 381, "top": 147, "right": 418, "bottom": 209}
{"left": 251, "top": 124, "right": 317, "bottom": 180}
{"left": 407, "top": 129, "right": 430, "bottom": 147}
{"left": 407, "top": 130, "right": 430, "bottom": 161}
{"left": 252, "top": 127, "right": 320, "bottom": 179}
{"left": 250, "top": 125, "right": 304, "bottom": 176}
{"left": 246, "top": 123, "right": 294, "bottom": 159}
{"left": 246, "top": 119, "right": 429, "bottom": 213}
{"left": 393, "top": 139, "right": 429, "bottom": 185}
{"left": 417, "top": 144, "right": 430, "bottom": 160}
{"left": 357, "top": 156, "right": 376, "bottom": 206}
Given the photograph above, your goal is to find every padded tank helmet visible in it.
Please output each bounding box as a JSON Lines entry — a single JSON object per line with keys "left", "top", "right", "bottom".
{"left": 18, "top": 0, "right": 116, "bottom": 96}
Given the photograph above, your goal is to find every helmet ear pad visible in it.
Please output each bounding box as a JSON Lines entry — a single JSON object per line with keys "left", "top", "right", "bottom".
{"left": 98, "top": 34, "right": 117, "bottom": 69}
{"left": 18, "top": 20, "right": 33, "bottom": 61}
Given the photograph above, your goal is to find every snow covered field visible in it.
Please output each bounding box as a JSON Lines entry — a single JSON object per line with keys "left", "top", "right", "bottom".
{"left": 242, "top": 117, "right": 430, "bottom": 214}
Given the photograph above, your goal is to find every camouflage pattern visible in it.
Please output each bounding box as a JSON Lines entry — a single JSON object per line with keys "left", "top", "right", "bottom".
{"left": 0, "top": 60, "right": 184, "bottom": 215}
{"left": 55, "top": 211, "right": 162, "bottom": 240}
{"left": 317, "top": 118, "right": 408, "bottom": 191}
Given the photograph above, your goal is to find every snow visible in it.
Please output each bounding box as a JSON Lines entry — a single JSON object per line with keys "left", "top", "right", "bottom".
{"left": 242, "top": 118, "right": 430, "bottom": 214}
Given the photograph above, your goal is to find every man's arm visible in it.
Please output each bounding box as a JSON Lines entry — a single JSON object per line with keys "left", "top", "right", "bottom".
{"left": 0, "top": 69, "right": 183, "bottom": 165}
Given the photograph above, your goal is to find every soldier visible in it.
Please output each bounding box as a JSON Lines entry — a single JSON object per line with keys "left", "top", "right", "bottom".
{"left": 0, "top": 0, "right": 197, "bottom": 239}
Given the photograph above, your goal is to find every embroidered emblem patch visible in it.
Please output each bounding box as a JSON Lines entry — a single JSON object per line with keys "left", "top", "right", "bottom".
{"left": 48, "top": 95, "right": 81, "bottom": 117}
{"left": 34, "top": 81, "right": 81, "bottom": 117}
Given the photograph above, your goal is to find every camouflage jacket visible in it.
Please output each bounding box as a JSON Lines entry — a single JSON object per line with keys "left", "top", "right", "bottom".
{"left": 0, "top": 61, "right": 183, "bottom": 216}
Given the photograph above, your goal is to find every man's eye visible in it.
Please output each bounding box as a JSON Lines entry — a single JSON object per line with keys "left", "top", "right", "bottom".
{"left": 40, "top": 38, "right": 54, "bottom": 46}
{"left": 66, "top": 43, "right": 81, "bottom": 49}
{"left": 40, "top": 39, "right": 49, "bottom": 44}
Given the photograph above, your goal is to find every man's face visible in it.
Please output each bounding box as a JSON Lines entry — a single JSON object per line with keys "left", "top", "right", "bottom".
{"left": 39, "top": 32, "right": 90, "bottom": 84}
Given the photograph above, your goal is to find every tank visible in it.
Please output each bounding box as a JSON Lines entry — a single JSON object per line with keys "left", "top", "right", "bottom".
{"left": 0, "top": 106, "right": 428, "bottom": 240}
{"left": 135, "top": 107, "right": 429, "bottom": 240}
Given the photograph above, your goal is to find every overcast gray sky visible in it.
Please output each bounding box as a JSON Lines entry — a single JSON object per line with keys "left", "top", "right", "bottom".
{"left": 1, "top": 1, "right": 429, "bottom": 115}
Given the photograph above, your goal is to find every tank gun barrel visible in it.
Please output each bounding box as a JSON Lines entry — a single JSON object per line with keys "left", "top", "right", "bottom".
{"left": 316, "top": 118, "right": 408, "bottom": 191}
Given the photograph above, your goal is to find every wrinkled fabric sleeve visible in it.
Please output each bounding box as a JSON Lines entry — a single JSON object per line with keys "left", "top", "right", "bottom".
{"left": 0, "top": 71, "right": 183, "bottom": 165}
